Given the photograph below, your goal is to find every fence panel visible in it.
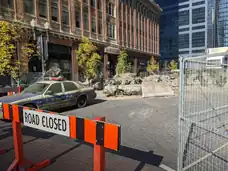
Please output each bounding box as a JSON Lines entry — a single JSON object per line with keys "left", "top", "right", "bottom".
{"left": 178, "top": 56, "right": 228, "bottom": 171}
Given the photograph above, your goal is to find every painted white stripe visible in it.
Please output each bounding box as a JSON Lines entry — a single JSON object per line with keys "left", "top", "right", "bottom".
{"left": 159, "top": 164, "right": 176, "bottom": 171}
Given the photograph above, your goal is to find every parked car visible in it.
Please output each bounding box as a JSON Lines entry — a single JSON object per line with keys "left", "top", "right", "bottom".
{"left": 0, "top": 79, "right": 97, "bottom": 111}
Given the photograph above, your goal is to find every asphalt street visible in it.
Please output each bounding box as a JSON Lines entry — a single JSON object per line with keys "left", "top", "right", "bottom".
{"left": 0, "top": 96, "right": 178, "bottom": 171}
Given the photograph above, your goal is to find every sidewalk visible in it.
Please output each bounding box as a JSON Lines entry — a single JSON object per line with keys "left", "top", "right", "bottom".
{"left": 0, "top": 121, "right": 166, "bottom": 171}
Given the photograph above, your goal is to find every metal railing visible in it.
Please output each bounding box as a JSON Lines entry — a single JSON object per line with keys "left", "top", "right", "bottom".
{"left": 178, "top": 55, "right": 228, "bottom": 171}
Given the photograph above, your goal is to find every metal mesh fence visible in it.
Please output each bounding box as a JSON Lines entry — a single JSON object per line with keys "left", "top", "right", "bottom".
{"left": 178, "top": 56, "right": 228, "bottom": 171}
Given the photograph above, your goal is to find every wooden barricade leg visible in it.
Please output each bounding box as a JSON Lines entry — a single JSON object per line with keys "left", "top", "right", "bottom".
{"left": 7, "top": 120, "right": 51, "bottom": 171}
{"left": 94, "top": 117, "right": 105, "bottom": 171}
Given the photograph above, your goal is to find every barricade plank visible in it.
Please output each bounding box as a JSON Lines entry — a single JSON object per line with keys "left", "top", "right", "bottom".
{"left": 69, "top": 116, "right": 76, "bottom": 139}
{"left": 1, "top": 103, "right": 121, "bottom": 171}
{"left": 104, "top": 123, "right": 120, "bottom": 151}
{"left": 84, "top": 118, "right": 96, "bottom": 144}
{"left": 2, "top": 103, "right": 121, "bottom": 151}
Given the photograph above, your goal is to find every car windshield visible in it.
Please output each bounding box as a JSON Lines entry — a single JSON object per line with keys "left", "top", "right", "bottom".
{"left": 22, "top": 83, "right": 50, "bottom": 94}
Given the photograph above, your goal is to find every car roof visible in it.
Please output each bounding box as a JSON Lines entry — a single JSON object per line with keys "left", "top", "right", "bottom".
{"left": 36, "top": 80, "right": 75, "bottom": 84}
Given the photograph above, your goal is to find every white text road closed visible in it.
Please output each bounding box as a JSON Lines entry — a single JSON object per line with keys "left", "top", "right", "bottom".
{"left": 23, "top": 109, "right": 70, "bottom": 137}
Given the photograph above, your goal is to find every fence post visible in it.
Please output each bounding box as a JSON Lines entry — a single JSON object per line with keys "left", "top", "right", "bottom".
{"left": 94, "top": 117, "right": 105, "bottom": 171}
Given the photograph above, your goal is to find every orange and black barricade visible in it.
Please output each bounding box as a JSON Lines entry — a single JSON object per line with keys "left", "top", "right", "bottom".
{"left": 2, "top": 103, "right": 121, "bottom": 171}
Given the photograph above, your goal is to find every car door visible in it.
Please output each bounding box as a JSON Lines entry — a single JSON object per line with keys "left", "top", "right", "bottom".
{"left": 62, "top": 82, "right": 81, "bottom": 107}
{"left": 42, "top": 83, "right": 64, "bottom": 110}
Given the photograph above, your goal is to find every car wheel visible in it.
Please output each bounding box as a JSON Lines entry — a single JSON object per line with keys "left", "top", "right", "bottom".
{"left": 77, "top": 95, "right": 87, "bottom": 108}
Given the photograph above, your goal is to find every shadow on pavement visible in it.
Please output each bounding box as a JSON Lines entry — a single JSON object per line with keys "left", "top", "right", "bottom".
{"left": 108, "top": 145, "right": 163, "bottom": 170}
{"left": 77, "top": 140, "right": 163, "bottom": 170}
{"left": 50, "top": 144, "right": 82, "bottom": 164}
{"left": 56, "top": 99, "right": 106, "bottom": 113}
{"left": 0, "top": 126, "right": 55, "bottom": 153}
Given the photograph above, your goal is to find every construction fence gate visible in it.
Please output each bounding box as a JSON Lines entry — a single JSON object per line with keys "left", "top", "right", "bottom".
{"left": 178, "top": 55, "right": 228, "bottom": 171}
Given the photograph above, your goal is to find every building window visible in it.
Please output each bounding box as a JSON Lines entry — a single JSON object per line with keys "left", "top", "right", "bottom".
{"left": 97, "top": 0, "right": 101, "bottom": 10}
{"left": 51, "top": 0, "right": 58, "bottom": 21}
{"left": 179, "top": 10, "right": 189, "bottom": 26}
{"left": 24, "top": 0, "right": 34, "bottom": 14}
{"left": 90, "top": 0, "right": 95, "bottom": 8}
{"left": 2, "top": 0, "right": 14, "bottom": 8}
{"left": 75, "top": 11, "right": 80, "bottom": 28}
{"left": 179, "top": 34, "right": 189, "bottom": 49}
{"left": 98, "top": 19, "right": 102, "bottom": 34}
{"left": 107, "top": 2, "right": 115, "bottom": 17}
{"left": 192, "top": 7, "right": 205, "bottom": 24}
{"left": 84, "top": 8, "right": 89, "bottom": 30}
{"left": 62, "top": 1, "right": 69, "bottom": 25}
{"left": 192, "top": 31, "right": 205, "bottom": 47}
{"left": 92, "top": 16, "right": 96, "bottom": 32}
{"left": 107, "top": 22, "right": 115, "bottom": 39}
{"left": 39, "top": 0, "right": 47, "bottom": 18}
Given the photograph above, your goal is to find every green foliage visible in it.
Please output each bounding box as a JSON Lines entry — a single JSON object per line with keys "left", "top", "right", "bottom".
{"left": 168, "top": 60, "right": 178, "bottom": 70}
{"left": 0, "top": 21, "right": 36, "bottom": 79}
{"left": 116, "top": 50, "right": 131, "bottom": 75}
{"left": 76, "top": 37, "right": 101, "bottom": 80}
{"left": 146, "top": 56, "right": 159, "bottom": 73}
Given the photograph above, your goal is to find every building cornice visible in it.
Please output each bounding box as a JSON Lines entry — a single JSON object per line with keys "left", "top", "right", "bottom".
{"left": 148, "top": 0, "right": 163, "bottom": 13}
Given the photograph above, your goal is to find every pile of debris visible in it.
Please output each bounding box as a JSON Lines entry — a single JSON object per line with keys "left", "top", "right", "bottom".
{"left": 103, "top": 73, "right": 142, "bottom": 97}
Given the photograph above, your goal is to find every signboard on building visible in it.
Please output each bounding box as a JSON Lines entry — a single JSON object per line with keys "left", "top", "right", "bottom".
{"left": 104, "top": 46, "right": 121, "bottom": 55}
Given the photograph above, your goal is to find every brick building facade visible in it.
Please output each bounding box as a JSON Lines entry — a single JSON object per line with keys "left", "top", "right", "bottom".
{"left": 0, "top": 0, "right": 161, "bottom": 80}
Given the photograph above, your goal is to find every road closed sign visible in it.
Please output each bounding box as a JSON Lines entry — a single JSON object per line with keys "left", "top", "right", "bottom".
{"left": 23, "top": 109, "right": 70, "bottom": 137}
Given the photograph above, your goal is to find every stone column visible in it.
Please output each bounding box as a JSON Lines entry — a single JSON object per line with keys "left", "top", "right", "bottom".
{"left": 103, "top": 0, "right": 107, "bottom": 41}
{"left": 133, "top": 9, "right": 137, "bottom": 49}
{"left": 47, "top": 0, "right": 52, "bottom": 25}
{"left": 121, "top": 3, "right": 124, "bottom": 45}
{"left": 58, "top": 0, "right": 63, "bottom": 31}
{"left": 146, "top": 18, "right": 150, "bottom": 52}
{"left": 88, "top": 0, "right": 91, "bottom": 37}
{"left": 115, "top": 0, "right": 120, "bottom": 44}
{"left": 125, "top": 5, "right": 128, "bottom": 47}
{"left": 68, "top": 0, "right": 75, "bottom": 33}
{"left": 137, "top": 13, "right": 140, "bottom": 50}
{"left": 16, "top": 0, "right": 24, "bottom": 20}
{"left": 133, "top": 57, "right": 138, "bottom": 73}
{"left": 129, "top": 8, "right": 132, "bottom": 48}
{"left": 103, "top": 54, "right": 109, "bottom": 80}
{"left": 71, "top": 43, "right": 79, "bottom": 81}
{"left": 80, "top": 0, "right": 84, "bottom": 36}
{"left": 96, "top": 1, "right": 99, "bottom": 38}
{"left": 34, "top": 0, "right": 39, "bottom": 22}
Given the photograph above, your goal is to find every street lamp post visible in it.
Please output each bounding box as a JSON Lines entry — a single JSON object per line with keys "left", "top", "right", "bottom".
{"left": 30, "top": 19, "right": 50, "bottom": 80}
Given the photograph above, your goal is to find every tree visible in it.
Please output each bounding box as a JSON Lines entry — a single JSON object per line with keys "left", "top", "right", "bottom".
{"left": 168, "top": 60, "right": 178, "bottom": 71}
{"left": 76, "top": 36, "right": 101, "bottom": 80}
{"left": 116, "top": 50, "right": 131, "bottom": 75}
{"left": 146, "top": 56, "right": 159, "bottom": 74}
{"left": 0, "top": 21, "right": 36, "bottom": 79}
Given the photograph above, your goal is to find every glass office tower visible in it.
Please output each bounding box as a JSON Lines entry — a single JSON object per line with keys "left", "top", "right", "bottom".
{"left": 208, "top": 0, "right": 228, "bottom": 48}
{"left": 154, "top": 0, "right": 179, "bottom": 66}
{"left": 178, "top": 0, "right": 207, "bottom": 57}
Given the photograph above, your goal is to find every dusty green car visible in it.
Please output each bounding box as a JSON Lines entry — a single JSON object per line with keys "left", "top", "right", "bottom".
{"left": 0, "top": 80, "right": 96, "bottom": 111}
